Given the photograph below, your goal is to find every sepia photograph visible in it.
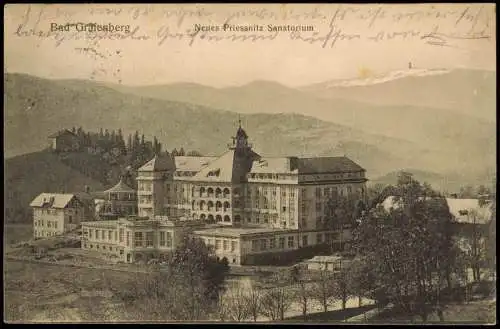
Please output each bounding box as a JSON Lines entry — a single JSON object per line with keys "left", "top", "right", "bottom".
{"left": 3, "top": 3, "right": 496, "bottom": 324}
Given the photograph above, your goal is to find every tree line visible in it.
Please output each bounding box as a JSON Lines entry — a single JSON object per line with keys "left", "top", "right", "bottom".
{"left": 70, "top": 126, "right": 203, "bottom": 167}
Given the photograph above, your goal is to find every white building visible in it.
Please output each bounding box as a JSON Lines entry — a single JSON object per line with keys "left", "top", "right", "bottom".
{"left": 31, "top": 193, "right": 89, "bottom": 238}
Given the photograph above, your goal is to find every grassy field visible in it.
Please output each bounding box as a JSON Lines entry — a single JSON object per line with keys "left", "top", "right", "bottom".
{"left": 3, "top": 259, "right": 147, "bottom": 323}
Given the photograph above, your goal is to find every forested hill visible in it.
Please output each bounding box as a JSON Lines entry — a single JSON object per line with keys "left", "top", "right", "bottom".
{"left": 4, "top": 127, "right": 200, "bottom": 224}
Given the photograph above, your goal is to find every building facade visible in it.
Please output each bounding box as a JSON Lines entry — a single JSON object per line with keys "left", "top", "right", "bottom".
{"left": 81, "top": 216, "right": 205, "bottom": 263}
{"left": 76, "top": 124, "right": 367, "bottom": 264}
{"left": 48, "top": 129, "right": 81, "bottom": 152}
{"left": 97, "top": 179, "right": 138, "bottom": 220}
{"left": 137, "top": 125, "right": 367, "bottom": 225}
{"left": 31, "top": 193, "right": 89, "bottom": 238}
{"left": 132, "top": 124, "right": 367, "bottom": 264}
{"left": 193, "top": 227, "right": 351, "bottom": 265}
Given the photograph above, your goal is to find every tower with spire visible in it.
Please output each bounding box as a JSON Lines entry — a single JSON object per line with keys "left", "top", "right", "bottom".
{"left": 229, "top": 117, "right": 252, "bottom": 152}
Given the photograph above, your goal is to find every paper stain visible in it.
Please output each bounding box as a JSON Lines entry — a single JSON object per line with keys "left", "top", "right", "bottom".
{"left": 358, "top": 66, "right": 374, "bottom": 79}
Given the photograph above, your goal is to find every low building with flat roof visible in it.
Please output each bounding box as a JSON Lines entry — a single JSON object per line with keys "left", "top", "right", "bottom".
{"left": 193, "top": 226, "right": 350, "bottom": 265}
{"left": 81, "top": 215, "right": 205, "bottom": 263}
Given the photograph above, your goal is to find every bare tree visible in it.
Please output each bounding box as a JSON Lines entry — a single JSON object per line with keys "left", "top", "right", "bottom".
{"left": 260, "top": 286, "right": 293, "bottom": 321}
{"left": 218, "top": 283, "right": 251, "bottom": 322}
{"left": 289, "top": 265, "right": 313, "bottom": 321}
{"left": 310, "top": 267, "right": 336, "bottom": 313}
{"left": 243, "top": 283, "right": 263, "bottom": 322}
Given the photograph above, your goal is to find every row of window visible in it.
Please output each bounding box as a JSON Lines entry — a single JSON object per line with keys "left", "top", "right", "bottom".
{"left": 87, "top": 228, "right": 118, "bottom": 241}
{"left": 303, "top": 172, "right": 364, "bottom": 181}
{"left": 100, "top": 205, "right": 137, "bottom": 215}
{"left": 247, "top": 173, "right": 296, "bottom": 181}
{"left": 84, "top": 243, "right": 123, "bottom": 254}
{"left": 108, "top": 193, "right": 136, "bottom": 201}
{"left": 313, "top": 185, "right": 365, "bottom": 198}
{"left": 249, "top": 233, "right": 334, "bottom": 252}
{"left": 251, "top": 236, "right": 295, "bottom": 251}
{"left": 133, "top": 231, "right": 154, "bottom": 247}
{"left": 192, "top": 200, "right": 231, "bottom": 212}
{"left": 86, "top": 228, "right": 174, "bottom": 249}
{"left": 34, "top": 230, "right": 58, "bottom": 237}
{"left": 34, "top": 219, "right": 59, "bottom": 229}
{"left": 206, "top": 239, "right": 238, "bottom": 252}
{"left": 38, "top": 208, "right": 61, "bottom": 215}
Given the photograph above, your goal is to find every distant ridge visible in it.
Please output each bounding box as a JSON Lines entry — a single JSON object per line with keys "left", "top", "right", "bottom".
{"left": 4, "top": 72, "right": 495, "bottom": 192}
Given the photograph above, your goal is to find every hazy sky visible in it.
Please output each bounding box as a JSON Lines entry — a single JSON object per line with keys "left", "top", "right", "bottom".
{"left": 4, "top": 3, "right": 496, "bottom": 87}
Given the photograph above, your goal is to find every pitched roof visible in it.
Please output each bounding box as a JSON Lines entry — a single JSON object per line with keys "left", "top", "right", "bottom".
{"left": 138, "top": 154, "right": 175, "bottom": 172}
{"left": 236, "top": 126, "right": 248, "bottom": 139}
{"left": 297, "top": 157, "right": 365, "bottom": 174}
{"left": 192, "top": 149, "right": 260, "bottom": 183}
{"left": 192, "top": 150, "right": 238, "bottom": 182}
{"left": 47, "top": 129, "right": 77, "bottom": 138}
{"left": 175, "top": 156, "right": 217, "bottom": 172}
{"left": 30, "top": 193, "right": 76, "bottom": 208}
{"left": 250, "top": 157, "right": 298, "bottom": 174}
{"left": 103, "top": 179, "right": 135, "bottom": 193}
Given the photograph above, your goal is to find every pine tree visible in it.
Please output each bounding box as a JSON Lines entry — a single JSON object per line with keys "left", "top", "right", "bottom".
{"left": 118, "top": 129, "right": 126, "bottom": 155}
{"left": 127, "top": 134, "right": 133, "bottom": 153}
{"left": 133, "top": 131, "right": 140, "bottom": 150}
{"left": 178, "top": 147, "right": 186, "bottom": 156}
{"left": 153, "top": 136, "right": 159, "bottom": 154}
{"left": 171, "top": 148, "right": 179, "bottom": 157}
{"left": 111, "top": 130, "right": 117, "bottom": 145}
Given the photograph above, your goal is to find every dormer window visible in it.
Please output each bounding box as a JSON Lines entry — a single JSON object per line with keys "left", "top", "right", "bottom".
{"left": 207, "top": 169, "right": 220, "bottom": 177}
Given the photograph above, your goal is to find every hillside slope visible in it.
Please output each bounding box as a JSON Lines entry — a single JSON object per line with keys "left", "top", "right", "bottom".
{"left": 4, "top": 73, "right": 495, "bottom": 190}
{"left": 104, "top": 73, "right": 496, "bottom": 177}
{"left": 5, "top": 73, "right": 436, "bottom": 178}
{"left": 5, "top": 151, "right": 107, "bottom": 223}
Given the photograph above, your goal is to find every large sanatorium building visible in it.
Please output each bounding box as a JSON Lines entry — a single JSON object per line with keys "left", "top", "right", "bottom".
{"left": 78, "top": 124, "right": 368, "bottom": 264}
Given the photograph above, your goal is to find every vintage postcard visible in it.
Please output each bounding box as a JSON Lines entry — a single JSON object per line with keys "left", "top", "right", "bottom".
{"left": 4, "top": 3, "right": 496, "bottom": 324}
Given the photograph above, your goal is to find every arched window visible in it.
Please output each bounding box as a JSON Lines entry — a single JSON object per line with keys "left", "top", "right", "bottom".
{"left": 200, "top": 187, "right": 206, "bottom": 197}
{"left": 207, "top": 214, "right": 215, "bottom": 223}
{"left": 223, "top": 201, "right": 230, "bottom": 211}
{"left": 200, "top": 214, "right": 206, "bottom": 221}
{"left": 215, "top": 188, "right": 222, "bottom": 198}
{"left": 223, "top": 188, "right": 230, "bottom": 198}
{"left": 192, "top": 187, "right": 196, "bottom": 197}
{"left": 207, "top": 188, "right": 214, "bottom": 198}
{"left": 216, "top": 215, "right": 222, "bottom": 222}
{"left": 192, "top": 200, "right": 196, "bottom": 210}
{"left": 223, "top": 215, "right": 231, "bottom": 222}
{"left": 216, "top": 201, "right": 222, "bottom": 212}
{"left": 207, "top": 201, "right": 214, "bottom": 211}
{"left": 200, "top": 200, "right": 206, "bottom": 211}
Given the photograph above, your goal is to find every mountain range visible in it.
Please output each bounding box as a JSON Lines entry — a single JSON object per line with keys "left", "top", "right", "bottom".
{"left": 4, "top": 68, "right": 496, "bottom": 192}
